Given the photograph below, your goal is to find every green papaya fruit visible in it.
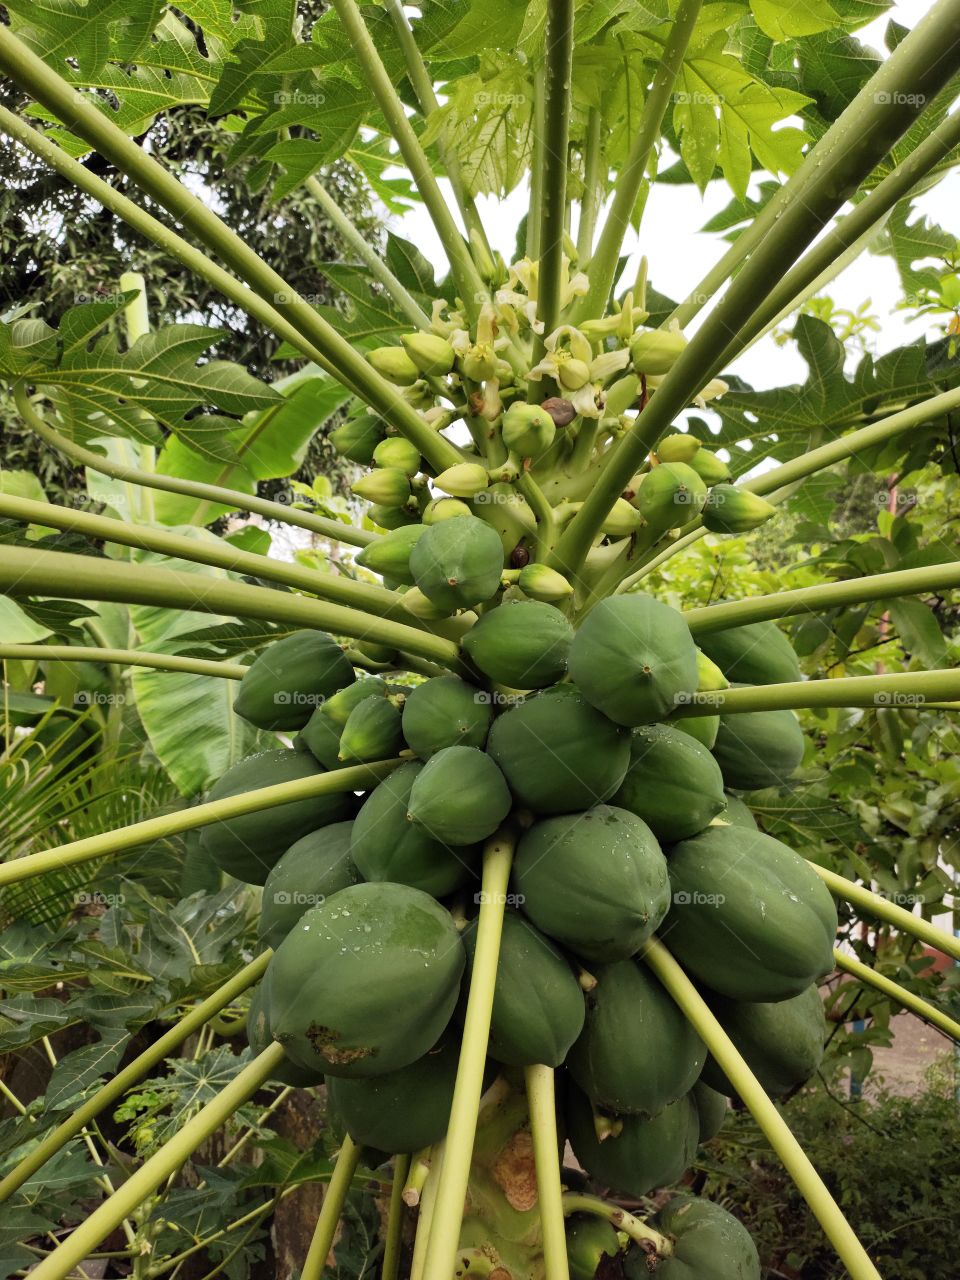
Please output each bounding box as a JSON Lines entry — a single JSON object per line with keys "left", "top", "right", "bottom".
{"left": 700, "top": 984, "right": 826, "bottom": 1098}
{"left": 711, "top": 706, "right": 805, "bottom": 790}
{"left": 320, "top": 677, "right": 387, "bottom": 727}
{"left": 486, "top": 685, "right": 630, "bottom": 815}
{"left": 299, "top": 708, "right": 345, "bottom": 770}
{"left": 612, "top": 724, "right": 726, "bottom": 842}
{"left": 328, "top": 1032, "right": 459, "bottom": 1153}
{"left": 369, "top": 503, "right": 420, "bottom": 530}
{"left": 633, "top": 463, "right": 707, "bottom": 533}
{"left": 517, "top": 563, "right": 573, "bottom": 602}
{"left": 352, "top": 468, "right": 413, "bottom": 508}
{"left": 702, "top": 485, "right": 776, "bottom": 534}
{"left": 368, "top": 345, "right": 419, "bottom": 384}
{"left": 462, "top": 601, "right": 573, "bottom": 689}
{"left": 401, "top": 675, "right": 492, "bottom": 758}
{"left": 338, "top": 697, "right": 404, "bottom": 763}
{"left": 629, "top": 328, "right": 687, "bottom": 376}
{"left": 461, "top": 910, "right": 584, "bottom": 1067}
{"left": 372, "top": 436, "right": 421, "bottom": 475}
{"left": 567, "top": 961, "right": 705, "bottom": 1116}
{"left": 248, "top": 982, "right": 324, "bottom": 1088}
{"left": 697, "top": 620, "right": 801, "bottom": 687}
{"left": 329, "top": 414, "right": 385, "bottom": 464}
{"left": 234, "top": 631, "right": 354, "bottom": 731}
{"left": 259, "top": 821, "right": 360, "bottom": 950}
{"left": 409, "top": 516, "right": 504, "bottom": 610}
{"left": 657, "top": 432, "right": 701, "bottom": 464}
{"left": 514, "top": 805, "right": 669, "bottom": 962}
{"left": 565, "top": 1215, "right": 621, "bottom": 1280}
{"left": 692, "top": 1081, "right": 727, "bottom": 1143}
{"left": 687, "top": 448, "right": 731, "bottom": 485}
{"left": 643, "top": 1196, "right": 761, "bottom": 1280}
{"left": 568, "top": 596, "right": 699, "bottom": 727}
{"left": 434, "top": 463, "right": 490, "bottom": 498}
{"left": 355, "top": 525, "right": 427, "bottom": 585}
{"left": 502, "top": 401, "right": 556, "bottom": 458}
{"left": 199, "top": 750, "right": 353, "bottom": 885}
{"left": 401, "top": 331, "right": 456, "bottom": 376}
{"left": 666, "top": 825, "right": 837, "bottom": 1001}
{"left": 407, "top": 745, "right": 512, "bottom": 845}
{"left": 674, "top": 714, "right": 720, "bottom": 750}
{"left": 566, "top": 1085, "right": 699, "bottom": 1198}
{"left": 351, "top": 761, "right": 478, "bottom": 896}
{"left": 265, "top": 881, "right": 465, "bottom": 1077}
{"left": 423, "top": 497, "right": 473, "bottom": 523}
{"left": 719, "top": 793, "right": 757, "bottom": 829}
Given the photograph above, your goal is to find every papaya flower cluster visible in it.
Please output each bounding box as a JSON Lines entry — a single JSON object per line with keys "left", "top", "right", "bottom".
{"left": 495, "top": 255, "right": 589, "bottom": 333}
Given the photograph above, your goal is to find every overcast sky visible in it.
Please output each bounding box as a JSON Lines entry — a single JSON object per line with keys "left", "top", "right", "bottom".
{"left": 388, "top": 0, "right": 956, "bottom": 400}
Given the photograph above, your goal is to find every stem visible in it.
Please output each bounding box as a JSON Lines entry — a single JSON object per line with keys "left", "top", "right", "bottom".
{"left": 516, "top": 472, "right": 558, "bottom": 560}
{"left": 422, "top": 830, "right": 516, "bottom": 1280}
{"left": 556, "top": 3, "right": 960, "bottom": 572}
{"left": 0, "top": 43, "right": 463, "bottom": 473}
{"left": 0, "top": 546, "right": 467, "bottom": 672}
{"left": 616, "top": 526, "right": 706, "bottom": 592}
{"left": 381, "top": 0, "right": 493, "bottom": 262}
{"left": 684, "top": 561, "right": 960, "bottom": 635}
{"left": 119, "top": 271, "right": 156, "bottom": 522}
{"left": 410, "top": 1141, "right": 444, "bottom": 1280}
{"left": 0, "top": 760, "right": 401, "bottom": 890}
{"left": 26, "top": 1044, "right": 287, "bottom": 1280}
{"left": 642, "top": 939, "right": 881, "bottom": 1280}
{"left": 304, "top": 175, "right": 431, "bottom": 329}
{"left": 742, "top": 387, "right": 960, "bottom": 499}
{"left": 833, "top": 950, "right": 960, "bottom": 1042}
{"left": 560, "top": 1193, "right": 672, "bottom": 1255}
{"left": 382, "top": 1153, "right": 412, "bottom": 1280}
{"left": 328, "top": 0, "right": 486, "bottom": 320}
{"left": 576, "top": 109, "right": 603, "bottom": 262}
{"left": 301, "top": 1137, "right": 363, "bottom": 1280}
{"left": 810, "top": 866, "right": 960, "bottom": 964}
{"left": 671, "top": 669, "right": 960, "bottom": 716}
{"left": 574, "top": 0, "right": 703, "bottom": 321}
{"left": 722, "top": 109, "right": 960, "bottom": 363}
{"left": 403, "top": 1148, "right": 433, "bottom": 1207}
{"left": 524, "top": 1066, "right": 569, "bottom": 1280}
{"left": 0, "top": 489, "right": 415, "bottom": 627}
{"left": 536, "top": 0, "right": 575, "bottom": 346}
{"left": 528, "top": 68, "right": 546, "bottom": 263}
{"left": 14, "top": 385, "right": 375, "bottom": 550}
{"left": 0, "top": 645, "right": 245, "bottom": 680}
{"left": 668, "top": 0, "right": 960, "bottom": 331}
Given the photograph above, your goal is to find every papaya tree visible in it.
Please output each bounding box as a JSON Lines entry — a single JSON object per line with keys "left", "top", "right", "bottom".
{"left": 1, "top": 2, "right": 960, "bottom": 1279}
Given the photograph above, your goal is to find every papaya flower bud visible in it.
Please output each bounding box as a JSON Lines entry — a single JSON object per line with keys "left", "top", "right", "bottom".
{"left": 603, "top": 374, "right": 640, "bottom": 418}
{"left": 702, "top": 484, "right": 777, "bottom": 534}
{"left": 694, "top": 377, "right": 729, "bottom": 408}
{"left": 502, "top": 401, "right": 556, "bottom": 459}
{"left": 367, "top": 345, "right": 420, "bottom": 385}
{"left": 518, "top": 562, "right": 574, "bottom": 602}
{"left": 372, "top": 436, "right": 421, "bottom": 476}
{"left": 434, "top": 462, "right": 490, "bottom": 498}
{"left": 478, "top": 377, "right": 503, "bottom": 422}
{"left": 352, "top": 468, "right": 412, "bottom": 508}
{"left": 401, "top": 331, "right": 455, "bottom": 376}
{"left": 656, "top": 433, "right": 701, "bottom": 464}
{"left": 562, "top": 229, "right": 579, "bottom": 263}
{"left": 630, "top": 325, "right": 688, "bottom": 376}
{"left": 469, "top": 228, "right": 499, "bottom": 282}
{"left": 402, "top": 380, "right": 437, "bottom": 410}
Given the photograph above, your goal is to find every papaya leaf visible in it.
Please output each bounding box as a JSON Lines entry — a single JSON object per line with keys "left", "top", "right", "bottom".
{"left": 887, "top": 598, "right": 949, "bottom": 669}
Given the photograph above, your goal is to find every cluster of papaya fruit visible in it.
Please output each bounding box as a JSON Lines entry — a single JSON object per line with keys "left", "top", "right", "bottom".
{"left": 203, "top": 534, "right": 833, "bottom": 1277}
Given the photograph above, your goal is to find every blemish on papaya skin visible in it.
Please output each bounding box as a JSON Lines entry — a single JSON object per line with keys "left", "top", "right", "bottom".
{"left": 305, "top": 1023, "right": 376, "bottom": 1064}
{"left": 492, "top": 1129, "right": 538, "bottom": 1212}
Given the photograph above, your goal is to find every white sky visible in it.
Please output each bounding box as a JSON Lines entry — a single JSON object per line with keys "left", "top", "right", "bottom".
{"left": 386, "top": 0, "right": 957, "bottom": 397}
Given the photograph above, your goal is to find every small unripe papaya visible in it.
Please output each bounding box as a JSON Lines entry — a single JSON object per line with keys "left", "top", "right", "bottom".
{"left": 557, "top": 356, "right": 591, "bottom": 391}
{"left": 352, "top": 468, "right": 412, "bottom": 508}
{"left": 696, "top": 648, "right": 729, "bottom": 692}
{"left": 339, "top": 697, "right": 404, "bottom": 763}
{"left": 401, "top": 585, "right": 453, "bottom": 620}
{"left": 368, "top": 503, "right": 419, "bottom": 530}
{"left": 401, "top": 331, "right": 455, "bottom": 376}
{"left": 434, "top": 463, "right": 490, "bottom": 498}
{"left": 689, "top": 447, "right": 731, "bottom": 484}
{"left": 367, "top": 345, "right": 419, "bottom": 385}
{"left": 355, "top": 524, "right": 427, "bottom": 586}
{"left": 657, "top": 432, "right": 701, "bottom": 463}
{"left": 459, "top": 344, "right": 498, "bottom": 382}
{"left": 321, "top": 677, "right": 386, "bottom": 727}
{"left": 630, "top": 328, "right": 687, "bottom": 375}
{"left": 502, "top": 401, "right": 556, "bottom": 459}
{"left": 702, "top": 485, "right": 776, "bottom": 534}
{"left": 601, "top": 497, "right": 646, "bottom": 536}
{"left": 329, "top": 414, "right": 384, "bottom": 464}
{"left": 423, "top": 497, "right": 473, "bottom": 524}
{"left": 372, "top": 436, "right": 421, "bottom": 476}
{"left": 518, "top": 562, "right": 573, "bottom": 602}
{"left": 566, "top": 1216, "right": 621, "bottom": 1280}
{"left": 634, "top": 462, "right": 707, "bottom": 533}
